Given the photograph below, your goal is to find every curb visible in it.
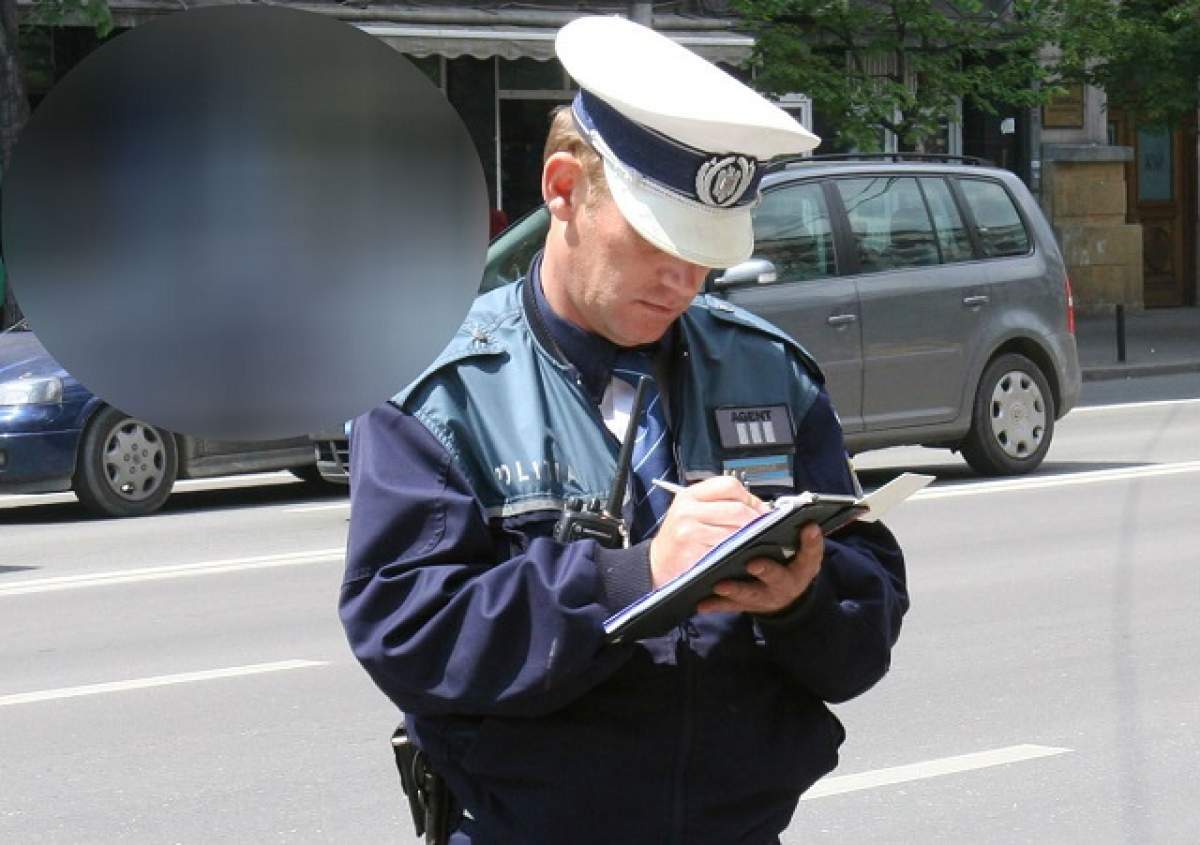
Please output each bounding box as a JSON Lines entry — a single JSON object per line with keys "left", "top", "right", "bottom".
{"left": 1082, "top": 360, "right": 1200, "bottom": 381}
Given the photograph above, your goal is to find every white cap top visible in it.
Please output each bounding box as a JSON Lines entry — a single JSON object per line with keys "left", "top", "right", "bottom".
{"left": 554, "top": 15, "right": 820, "bottom": 267}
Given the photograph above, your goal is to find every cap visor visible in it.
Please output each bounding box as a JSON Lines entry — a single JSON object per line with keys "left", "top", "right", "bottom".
{"left": 603, "top": 160, "right": 754, "bottom": 269}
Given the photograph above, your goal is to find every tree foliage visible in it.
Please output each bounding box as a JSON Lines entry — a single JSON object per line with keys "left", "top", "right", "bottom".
{"left": 734, "top": 0, "right": 1071, "bottom": 152}
{"left": 26, "top": 0, "right": 113, "bottom": 34}
{"left": 1, "top": 0, "right": 112, "bottom": 172}
{"left": 1059, "top": 0, "right": 1200, "bottom": 128}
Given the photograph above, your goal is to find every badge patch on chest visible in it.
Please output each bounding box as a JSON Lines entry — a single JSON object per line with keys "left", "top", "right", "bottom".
{"left": 721, "top": 454, "right": 794, "bottom": 490}
{"left": 714, "top": 405, "right": 794, "bottom": 449}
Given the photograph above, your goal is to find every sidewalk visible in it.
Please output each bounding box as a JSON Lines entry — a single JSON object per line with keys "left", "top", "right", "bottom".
{"left": 1074, "top": 306, "right": 1200, "bottom": 381}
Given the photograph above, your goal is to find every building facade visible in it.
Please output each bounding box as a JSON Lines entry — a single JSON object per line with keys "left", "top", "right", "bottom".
{"left": 19, "top": 1, "right": 1196, "bottom": 309}
{"left": 1030, "top": 79, "right": 1198, "bottom": 309}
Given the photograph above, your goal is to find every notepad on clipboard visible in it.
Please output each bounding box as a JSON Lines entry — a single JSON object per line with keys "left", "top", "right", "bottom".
{"left": 603, "top": 472, "right": 933, "bottom": 644}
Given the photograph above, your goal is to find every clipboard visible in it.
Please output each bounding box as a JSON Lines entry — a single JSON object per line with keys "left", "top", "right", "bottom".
{"left": 603, "top": 472, "right": 934, "bottom": 644}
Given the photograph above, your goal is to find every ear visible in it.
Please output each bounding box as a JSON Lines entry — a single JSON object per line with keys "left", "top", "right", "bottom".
{"left": 542, "top": 152, "right": 585, "bottom": 222}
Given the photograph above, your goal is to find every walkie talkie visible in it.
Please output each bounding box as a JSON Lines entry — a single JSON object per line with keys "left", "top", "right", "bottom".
{"left": 553, "top": 376, "right": 650, "bottom": 549}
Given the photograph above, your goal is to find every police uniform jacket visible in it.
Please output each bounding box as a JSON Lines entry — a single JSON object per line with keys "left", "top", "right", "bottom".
{"left": 340, "top": 265, "right": 909, "bottom": 845}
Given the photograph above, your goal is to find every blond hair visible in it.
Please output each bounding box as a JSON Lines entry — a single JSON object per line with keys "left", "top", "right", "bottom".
{"left": 543, "top": 105, "right": 609, "bottom": 207}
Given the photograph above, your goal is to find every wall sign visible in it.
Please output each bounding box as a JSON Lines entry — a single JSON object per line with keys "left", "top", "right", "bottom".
{"left": 1043, "top": 84, "right": 1085, "bottom": 129}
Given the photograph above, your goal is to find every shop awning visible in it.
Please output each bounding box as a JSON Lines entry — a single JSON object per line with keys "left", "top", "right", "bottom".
{"left": 356, "top": 23, "right": 755, "bottom": 65}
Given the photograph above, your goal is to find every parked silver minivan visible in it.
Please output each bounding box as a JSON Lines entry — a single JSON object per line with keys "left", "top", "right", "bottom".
{"left": 481, "top": 157, "right": 1082, "bottom": 476}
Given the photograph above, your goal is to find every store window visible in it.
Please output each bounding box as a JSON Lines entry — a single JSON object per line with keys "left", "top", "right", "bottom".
{"left": 408, "top": 55, "right": 444, "bottom": 89}
{"left": 496, "top": 58, "right": 573, "bottom": 220}
{"left": 499, "top": 58, "right": 567, "bottom": 92}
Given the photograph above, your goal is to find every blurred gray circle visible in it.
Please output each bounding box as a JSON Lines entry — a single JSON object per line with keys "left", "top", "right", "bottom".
{"left": 3, "top": 5, "right": 487, "bottom": 441}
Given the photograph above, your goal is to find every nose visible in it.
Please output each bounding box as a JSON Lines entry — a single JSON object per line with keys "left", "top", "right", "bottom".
{"left": 660, "top": 258, "right": 710, "bottom": 296}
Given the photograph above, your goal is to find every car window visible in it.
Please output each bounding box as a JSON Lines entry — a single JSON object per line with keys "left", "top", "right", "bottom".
{"left": 957, "top": 178, "right": 1031, "bottom": 257}
{"left": 750, "top": 182, "right": 836, "bottom": 281}
{"left": 835, "top": 176, "right": 940, "bottom": 272}
{"left": 920, "top": 177, "right": 974, "bottom": 263}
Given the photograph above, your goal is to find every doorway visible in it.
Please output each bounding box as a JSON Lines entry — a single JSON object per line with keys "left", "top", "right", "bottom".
{"left": 1108, "top": 112, "right": 1197, "bottom": 307}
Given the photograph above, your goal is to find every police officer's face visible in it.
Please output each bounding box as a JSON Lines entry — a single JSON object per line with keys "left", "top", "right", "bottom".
{"left": 562, "top": 183, "right": 710, "bottom": 347}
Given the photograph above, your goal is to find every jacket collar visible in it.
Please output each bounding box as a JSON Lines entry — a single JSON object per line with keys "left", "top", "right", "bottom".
{"left": 524, "top": 253, "right": 618, "bottom": 405}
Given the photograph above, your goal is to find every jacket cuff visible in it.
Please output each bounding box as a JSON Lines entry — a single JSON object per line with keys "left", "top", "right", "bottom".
{"left": 593, "top": 541, "right": 654, "bottom": 614}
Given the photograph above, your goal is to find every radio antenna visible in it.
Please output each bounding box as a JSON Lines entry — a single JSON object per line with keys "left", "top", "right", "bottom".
{"left": 605, "top": 376, "right": 650, "bottom": 519}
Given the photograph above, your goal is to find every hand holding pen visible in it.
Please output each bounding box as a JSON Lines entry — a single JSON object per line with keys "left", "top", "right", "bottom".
{"left": 646, "top": 475, "right": 768, "bottom": 589}
{"left": 649, "top": 475, "right": 822, "bottom": 615}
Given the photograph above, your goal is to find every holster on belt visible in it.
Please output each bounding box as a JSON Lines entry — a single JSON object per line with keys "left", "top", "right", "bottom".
{"left": 391, "top": 723, "right": 459, "bottom": 845}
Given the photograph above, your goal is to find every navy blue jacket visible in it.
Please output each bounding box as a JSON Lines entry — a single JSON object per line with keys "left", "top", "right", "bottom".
{"left": 340, "top": 275, "right": 908, "bottom": 845}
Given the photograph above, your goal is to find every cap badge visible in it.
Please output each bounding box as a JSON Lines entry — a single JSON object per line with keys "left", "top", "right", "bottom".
{"left": 695, "top": 155, "right": 757, "bottom": 208}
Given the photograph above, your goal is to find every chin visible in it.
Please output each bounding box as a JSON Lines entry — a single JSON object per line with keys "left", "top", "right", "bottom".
{"left": 615, "top": 319, "right": 673, "bottom": 347}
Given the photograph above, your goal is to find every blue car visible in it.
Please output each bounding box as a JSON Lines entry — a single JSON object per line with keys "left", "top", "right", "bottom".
{"left": 0, "top": 320, "right": 324, "bottom": 517}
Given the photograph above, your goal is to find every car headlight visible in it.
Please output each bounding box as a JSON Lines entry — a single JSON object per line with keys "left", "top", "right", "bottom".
{"left": 0, "top": 376, "right": 64, "bottom": 406}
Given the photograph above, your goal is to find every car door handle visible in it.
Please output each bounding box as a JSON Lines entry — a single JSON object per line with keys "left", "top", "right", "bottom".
{"left": 827, "top": 314, "right": 858, "bottom": 327}
{"left": 962, "top": 295, "right": 990, "bottom": 308}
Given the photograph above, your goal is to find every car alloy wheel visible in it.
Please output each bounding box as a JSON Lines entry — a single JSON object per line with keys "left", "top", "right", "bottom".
{"left": 72, "top": 405, "right": 179, "bottom": 517}
{"left": 102, "top": 418, "right": 169, "bottom": 500}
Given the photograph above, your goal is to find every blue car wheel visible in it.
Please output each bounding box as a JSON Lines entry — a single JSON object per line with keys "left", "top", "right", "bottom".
{"left": 72, "top": 406, "right": 179, "bottom": 517}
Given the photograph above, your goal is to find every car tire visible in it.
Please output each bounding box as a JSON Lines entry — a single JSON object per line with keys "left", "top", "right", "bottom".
{"left": 961, "top": 353, "right": 1055, "bottom": 476}
{"left": 72, "top": 406, "right": 179, "bottom": 517}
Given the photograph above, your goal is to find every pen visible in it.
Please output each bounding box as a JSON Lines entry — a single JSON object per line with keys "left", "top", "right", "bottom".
{"left": 652, "top": 475, "right": 750, "bottom": 495}
{"left": 651, "top": 478, "right": 687, "bottom": 495}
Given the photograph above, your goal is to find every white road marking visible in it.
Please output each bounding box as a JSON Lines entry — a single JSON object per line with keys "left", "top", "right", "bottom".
{"left": 802, "top": 744, "right": 1072, "bottom": 800}
{"left": 0, "top": 492, "right": 75, "bottom": 507}
{"left": 173, "top": 472, "right": 297, "bottom": 488}
{"left": 1075, "top": 397, "right": 1200, "bottom": 413}
{"left": 911, "top": 460, "right": 1200, "bottom": 501}
{"left": 229, "top": 459, "right": 1200, "bottom": 511}
{"left": 0, "top": 548, "right": 344, "bottom": 597}
{"left": 0, "top": 660, "right": 328, "bottom": 708}
{"left": 283, "top": 502, "right": 350, "bottom": 513}
{"left": 0, "top": 472, "right": 303, "bottom": 508}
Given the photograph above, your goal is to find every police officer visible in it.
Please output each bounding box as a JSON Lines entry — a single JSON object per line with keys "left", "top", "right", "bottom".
{"left": 341, "top": 16, "right": 908, "bottom": 844}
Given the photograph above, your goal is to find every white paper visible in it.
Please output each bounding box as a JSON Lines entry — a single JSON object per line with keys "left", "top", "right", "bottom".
{"left": 857, "top": 472, "right": 935, "bottom": 522}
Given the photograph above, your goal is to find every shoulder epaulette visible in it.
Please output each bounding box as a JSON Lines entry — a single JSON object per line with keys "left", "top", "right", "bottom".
{"left": 695, "top": 295, "right": 825, "bottom": 385}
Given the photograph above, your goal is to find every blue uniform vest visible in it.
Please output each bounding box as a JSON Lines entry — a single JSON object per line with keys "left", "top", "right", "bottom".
{"left": 393, "top": 280, "right": 825, "bottom": 520}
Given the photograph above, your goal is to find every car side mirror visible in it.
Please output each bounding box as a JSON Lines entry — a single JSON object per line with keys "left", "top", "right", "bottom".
{"left": 711, "top": 258, "right": 778, "bottom": 289}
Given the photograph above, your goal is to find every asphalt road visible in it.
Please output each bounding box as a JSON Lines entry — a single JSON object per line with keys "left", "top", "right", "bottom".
{"left": 2, "top": 375, "right": 1198, "bottom": 844}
